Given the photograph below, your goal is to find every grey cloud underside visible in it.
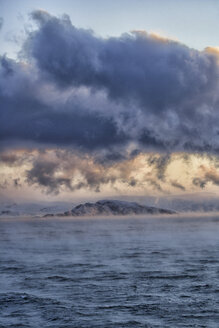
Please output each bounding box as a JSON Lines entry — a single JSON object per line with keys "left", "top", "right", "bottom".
{"left": 1, "top": 10, "right": 219, "bottom": 154}
{"left": 26, "top": 160, "right": 73, "bottom": 194}
{"left": 0, "top": 58, "right": 126, "bottom": 150}
{"left": 26, "top": 159, "right": 116, "bottom": 194}
{"left": 0, "top": 93, "right": 124, "bottom": 150}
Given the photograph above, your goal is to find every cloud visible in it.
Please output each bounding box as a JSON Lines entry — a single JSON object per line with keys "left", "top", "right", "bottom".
{"left": 0, "top": 18, "right": 3, "bottom": 31}
{"left": 192, "top": 165, "right": 219, "bottom": 189}
{"left": 13, "top": 178, "right": 21, "bottom": 188}
{"left": 1, "top": 10, "right": 219, "bottom": 158}
{"left": 1, "top": 148, "right": 219, "bottom": 196}
{"left": 171, "top": 180, "right": 185, "bottom": 191}
{"left": 205, "top": 47, "right": 219, "bottom": 59}
{"left": 205, "top": 169, "right": 219, "bottom": 185}
{"left": 25, "top": 150, "right": 118, "bottom": 194}
{"left": 0, "top": 56, "right": 127, "bottom": 151}
{"left": 0, "top": 150, "right": 31, "bottom": 166}
{"left": 26, "top": 159, "right": 73, "bottom": 194}
{"left": 24, "top": 150, "right": 167, "bottom": 194}
{"left": 0, "top": 179, "right": 8, "bottom": 189}
{"left": 147, "top": 178, "right": 163, "bottom": 192}
{"left": 26, "top": 11, "right": 218, "bottom": 111}
{"left": 0, "top": 152, "right": 19, "bottom": 165}
{"left": 147, "top": 154, "right": 171, "bottom": 181}
{"left": 0, "top": 149, "right": 169, "bottom": 195}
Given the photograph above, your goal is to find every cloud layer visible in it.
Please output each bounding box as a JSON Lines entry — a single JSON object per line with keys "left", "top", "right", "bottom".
{"left": 1, "top": 10, "right": 219, "bottom": 155}
{"left": 1, "top": 10, "right": 219, "bottom": 197}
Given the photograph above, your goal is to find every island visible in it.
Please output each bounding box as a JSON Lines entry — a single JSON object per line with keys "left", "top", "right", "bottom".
{"left": 44, "top": 199, "right": 176, "bottom": 217}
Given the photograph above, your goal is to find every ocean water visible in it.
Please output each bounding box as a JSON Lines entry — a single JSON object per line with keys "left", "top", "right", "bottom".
{"left": 0, "top": 215, "right": 219, "bottom": 328}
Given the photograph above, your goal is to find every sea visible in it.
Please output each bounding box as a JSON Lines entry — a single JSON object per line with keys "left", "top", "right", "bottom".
{"left": 0, "top": 215, "right": 219, "bottom": 327}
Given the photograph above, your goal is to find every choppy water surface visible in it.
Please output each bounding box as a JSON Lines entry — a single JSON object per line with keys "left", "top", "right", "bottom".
{"left": 0, "top": 215, "right": 219, "bottom": 327}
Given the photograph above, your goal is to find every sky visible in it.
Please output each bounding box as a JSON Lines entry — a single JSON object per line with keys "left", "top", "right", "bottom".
{"left": 0, "top": 0, "right": 219, "bottom": 202}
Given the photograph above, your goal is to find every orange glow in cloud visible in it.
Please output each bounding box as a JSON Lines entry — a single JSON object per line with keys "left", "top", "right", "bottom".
{"left": 1, "top": 149, "right": 219, "bottom": 201}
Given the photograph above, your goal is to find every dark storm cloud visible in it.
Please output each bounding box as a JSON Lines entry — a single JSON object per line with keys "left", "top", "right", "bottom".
{"left": 26, "top": 11, "right": 218, "bottom": 111}
{"left": 1, "top": 10, "right": 219, "bottom": 154}
{"left": 0, "top": 56, "right": 126, "bottom": 150}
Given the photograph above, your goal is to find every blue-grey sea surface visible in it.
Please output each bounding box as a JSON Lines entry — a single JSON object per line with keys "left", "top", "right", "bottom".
{"left": 0, "top": 215, "right": 219, "bottom": 327}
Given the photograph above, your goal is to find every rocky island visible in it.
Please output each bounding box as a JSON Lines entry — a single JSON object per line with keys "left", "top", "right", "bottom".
{"left": 44, "top": 200, "right": 176, "bottom": 217}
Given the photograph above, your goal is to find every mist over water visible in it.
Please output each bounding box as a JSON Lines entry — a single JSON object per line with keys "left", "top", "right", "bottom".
{"left": 0, "top": 215, "right": 219, "bottom": 327}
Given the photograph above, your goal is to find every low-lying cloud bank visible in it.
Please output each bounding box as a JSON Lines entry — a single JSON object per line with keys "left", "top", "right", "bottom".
{"left": 1, "top": 149, "right": 219, "bottom": 197}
